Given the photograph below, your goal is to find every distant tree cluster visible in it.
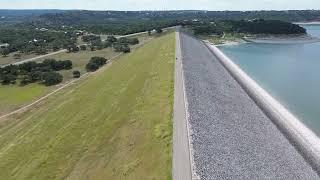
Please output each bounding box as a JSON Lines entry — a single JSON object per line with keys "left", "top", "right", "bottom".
{"left": 118, "top": 37, "right": 139, "bottom": 45}
{"left": 228, "top": 19, "right": 306, "bottom": 34}
{"left": 0, "top": 28, "right": 78, "bottom": 55}
{"left": 190, "top": 19, "right": 306, "bottom": 35}
{"left": 0, "top": 59, "right": 72, "bottom": 86}
{"left": 108, "top": 36, "right": 139, "bottom": 53}
{"left": 193, "top": 24, "right": 223, "bottom": 35}
{"left": 113, "top": 43, "right": 130, "bottom": 53}
{"left": 82, "top": 35, "right": 101, "bottom": 42}
{"left": 86, "top": 57, "right": 108, "bottom": 72}
{"left": 30, "top": 11, "right": 179, "bottom": 35}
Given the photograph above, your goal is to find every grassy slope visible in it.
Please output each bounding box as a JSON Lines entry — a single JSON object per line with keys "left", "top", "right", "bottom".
{"left": 0, "top": 33, "right": 154, "bottom": 117}
{"left": 0, "top": 84, "right": 52, "bottom": 115}
{"left": 0, "top": 48, "right": 118, "bottom": 115}
{"left": 0, "top": 32, "right": 175, "bottom": 179}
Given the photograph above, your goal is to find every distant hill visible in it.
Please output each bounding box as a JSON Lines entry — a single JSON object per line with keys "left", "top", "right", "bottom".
{"left": 31, "top": 10, "right": 320, "bottom": 24}
{"left": 24, "top": 10, "right": 320, "bottom": 34}
{"left": 0, "top": 9, "right": 66, "bottom": 25}
{"left": 1, "top": 9, "right": 320, "bottom": 34}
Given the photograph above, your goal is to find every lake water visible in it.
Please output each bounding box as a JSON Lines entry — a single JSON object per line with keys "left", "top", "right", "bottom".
{"left": 219, "top": 25, "right": 320, "bottom": 135}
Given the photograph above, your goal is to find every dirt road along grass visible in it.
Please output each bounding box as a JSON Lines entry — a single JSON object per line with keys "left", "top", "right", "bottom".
{"left": 0, "top": 84, "right": 52, "bottom": 116}
{"left": 0, "top": 33, "right": 155, "bottom": 119}
{"left": 0, "top": 32, "right": 175, "bottom": 179}
{"left": 0, "top": 48, "right": 118, "bottom": 115}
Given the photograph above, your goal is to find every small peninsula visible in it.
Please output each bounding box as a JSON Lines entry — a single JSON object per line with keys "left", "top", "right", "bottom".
{"left": 184, "top": 19, "right": 319, "bottom": 45}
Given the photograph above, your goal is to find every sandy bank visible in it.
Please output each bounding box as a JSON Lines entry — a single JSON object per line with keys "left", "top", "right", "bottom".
{"left": 244, "top": 34, "right": 320, "bottom": 44}
{"left": 294, "top": 21, "right": 320, "bottom": 25}
{"left": 206, "top": 42, "right": 320, "bottom": 174}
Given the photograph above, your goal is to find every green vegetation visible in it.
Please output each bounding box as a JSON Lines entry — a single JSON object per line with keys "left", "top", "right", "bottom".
{"left": 85, "top": 57, "right": 108, "bottom": 72}
{"left": 72, "top": 70, "right": 80, "bottom": 78}
{"left": 0, "top": 28, "right": 78, "bottom": 54}
{"left": 0, "top": 48, "right": 119, "bottom": 116}
{"left": 0, "top": 32, "right": 175, "bottom": 179}
{"left": 0, "top": 83, "right": 51, "bottom": 115}
{"left": 22, "top": 10, "right": 320, "bottom": 35}
{"left": 0, "top": 34, "right": 144, "bottom": 86}
{"left": 0, "top": 53, "right": 38, "bottom": 66}
{"left": 0, "top": 59, "right": 73, "bottom": 86}
{"left": 185, "top": 19, "right": 306, "bottom": 45}
{"left": 36, "top": 48, "right": 118, "bottom": 78}
{"left": 189, "top": 19, "right": 306, "bottom": 35}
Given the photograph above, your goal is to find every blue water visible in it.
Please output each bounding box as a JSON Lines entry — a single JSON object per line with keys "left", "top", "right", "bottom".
{"left": 219, "top": 25, "right": 320, "bottom": 135}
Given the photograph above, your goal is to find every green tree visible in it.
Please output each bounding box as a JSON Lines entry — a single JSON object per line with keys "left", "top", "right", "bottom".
{"left": 106, "top": 36, "right": 117, "bottom": 43}
{"left": 86, "top": 62, "right": 99, "bottom": 72}
{"left": 1, "top": 74, "right": 16, "bottom": 84}
{"left": 41, "top": 72, "right": 63, "bottom": 86}
{"left": 73, "top": 70, "right": 81, "bottom": 78}
{"left": 156, "top": 28, "right": 163, "bottom": 33}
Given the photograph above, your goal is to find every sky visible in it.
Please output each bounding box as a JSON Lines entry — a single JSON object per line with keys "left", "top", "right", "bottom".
{"left": 0, "top": 0, "right": 319, "bottom": 11}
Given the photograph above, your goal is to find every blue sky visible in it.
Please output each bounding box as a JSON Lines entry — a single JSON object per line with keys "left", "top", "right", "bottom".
{"left": 0, "top": 0, "right": 320, "bottom": 10}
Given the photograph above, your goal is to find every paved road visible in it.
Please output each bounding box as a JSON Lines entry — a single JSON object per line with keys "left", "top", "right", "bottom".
{"left": 173, "top": 31, "right": 192, "bottom": 180}
{"left": 179, "top": 32, "right": 319, "bottom": 179}
{"left": 1, "top": 49, "right": 67, "bottom": 67}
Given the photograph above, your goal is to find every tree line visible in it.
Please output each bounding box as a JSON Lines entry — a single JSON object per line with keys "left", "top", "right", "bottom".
{"left": 0, "top": 55, "right": 112, "bottom": 86}
{"left": 189, "top": 19, "right": 306, "bottom": 35}
{"left": 0, "top": 59, "right": 72, "bottom": 86}
{"left": 0, "top": 28, "right": 78, "bottom": 56}
{"left": 81, "top": 35, "right": 139, "bottom": 53}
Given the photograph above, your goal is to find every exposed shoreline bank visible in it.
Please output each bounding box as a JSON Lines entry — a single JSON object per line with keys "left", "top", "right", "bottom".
{"left": 205, "top": 41, "right": 320, "bottom": 174}
{"left": 294, "top": 21, "right": 320, "bottom": 25}
{"left": 212, "top": 34, "right": 320, "bottom": 46}
{"left": 244, "top": 34, "right": 320, "bottom": 44}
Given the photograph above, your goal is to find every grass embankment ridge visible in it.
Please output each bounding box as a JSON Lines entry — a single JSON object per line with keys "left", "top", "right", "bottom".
{"left": 0, "top": 33, "right": 175, "bottom": 179}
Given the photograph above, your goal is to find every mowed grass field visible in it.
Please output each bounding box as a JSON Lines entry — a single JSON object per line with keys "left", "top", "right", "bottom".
{"left": 0, "top": 84, "right": 52, "bottom": 116}
{"left": 0, "top": 32, "right": 175, "bottom": 179}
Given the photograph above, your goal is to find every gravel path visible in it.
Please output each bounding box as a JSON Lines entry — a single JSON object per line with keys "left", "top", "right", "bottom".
{"left": 180, "top": 32, "right": 319, "bottom": 179}
{"left": 173, "top": 31, "right": 192, "bottom": 180}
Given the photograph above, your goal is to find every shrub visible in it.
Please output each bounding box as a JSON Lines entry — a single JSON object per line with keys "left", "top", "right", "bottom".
{"left": 90, "top": 57, "right": 107, "bottom": 66}
{"left": 122, "top": 46, "right": 131, "bottom": 53}
{"left": 73, "top": 70, "right": 81, "bottom": 78}
{"left": 80, "top": 45, "right": 87, "bottom": 50}
{"left": 41, "top": 72, "right": 63, "bottom": 86}
{"left": 63, "top": 60, "right": 73, "bottom": 70}
{"left": 1, "top": 74, "right": 16, "bottom": 84}
{"left": 86, "top": 62, "right": 99, "bottom": 72}
{"left": 20, "top": 75, "right": 32, "bottom": 86}
{"left": 113, "top": 43, "right": 131, "bottom": 53}
{"left": 86, "top": 57, "right": 108, "bottom": 72}
{"left": 156, "top": 28, "right": 163, "bottom": 33}
{"left": 106, "top": 36, "right": 117, "bottom": 43}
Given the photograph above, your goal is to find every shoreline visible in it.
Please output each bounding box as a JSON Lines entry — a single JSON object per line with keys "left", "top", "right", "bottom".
{"left": 211, "top": 34, "right": 320, "bottom": 46}
{"left": 294, "top": 21, "right": 320, "bottom": 25}
{"left": 214, "top": 40, "right": 245, "bottom": 47}
{"left": 206, "top": 41, "right": 320, "bottom": 174}
{"left": 244, "top": 35, "right": 320, "bottom": 44}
